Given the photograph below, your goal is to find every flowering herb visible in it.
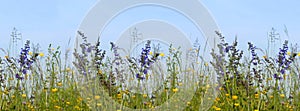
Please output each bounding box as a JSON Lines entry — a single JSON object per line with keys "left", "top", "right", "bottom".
{"left": 277, "top": 41, "right": 289, "bottom": 68}
{"left": 110, "top": 42, "right": 125, "bottom": 86}
{"left": 73, "top": 31, "right": 95, "bottom": 76}
{"left": 110, "top": 42, "right": 121, "bottom": 65}
{"left": 94, "top": 37, "right": 106, "bottom": 69}
{"left": 137, "top": 40, "right": 153, "bottom": 80}
{"left": 16, "top": 40, "right": 34, "bottom": 80}
{"left": 273, "top": 40, "right": 296, "bottom": 81}
{"left": 248, "top": 42, "right": 260, "bottom": 66}
{"left": 211, "top": 31, "right": 227, "bottom": 82}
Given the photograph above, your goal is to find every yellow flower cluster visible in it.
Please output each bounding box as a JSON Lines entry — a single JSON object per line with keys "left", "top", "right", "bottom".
{"left": 57, "top": 82, "right": 62, "bottom": 87}
{"left": 255, "top": 93, "right": 259, "bottom": 99}
{"left": 95, "top": 95, "right": 101, "bottom": 100}
{"left": 22, "top": 94, "right": 27, "bottom": 98}
{"left": 39, "top": 52, "right": 44, "bottom": 57}
{"left": 143, "top": 94, "right": 147, "bottom": 98}
{"left": 172, "top": 88, "right": 179, "bottom": 93}
{"left": 232, "top": 95, "right": 238, "bottom": 100}
{"left": 212, "top": 106, "right": 221, "bottom": 111}
{"left": 51, "top": 88, "right": 58, "bottom": 93}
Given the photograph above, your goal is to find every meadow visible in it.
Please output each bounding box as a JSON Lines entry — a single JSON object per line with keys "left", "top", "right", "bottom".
{"left": 0, "top": 30, "right": 300, "bottom": 111}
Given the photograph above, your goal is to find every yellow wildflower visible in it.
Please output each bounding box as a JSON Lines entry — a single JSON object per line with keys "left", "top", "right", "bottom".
{"left": 28, "top": 52, "right": 33, "bottom": 56}
{"left": 225, "top": 94, "right": 230, "bottom": 97}
{"left": 3, "top": 90, "right": 10, "bottom": 95}
{"left": 187, "top": 102, "right": 191, "bottom": 105}
{"left": 215, "top": 107, "right": 221, "bottom": 111}
{"left": 66, "top": 67, "right": 71, "bottom": 72}
{"left": 97, "top": 103, "right": 102, "bottom": 107}
{"left": 159, "top": 53, "right": 165, "bottom": 57}
{"left": 97, "top": 69, "right": 102, "bottom": 74}
{"left": 77, "top": 97, "right": 83, "bottom": 101}
{"left": 143, "top": 94, "right": 147, "bottom": 98}
{"left": 298, "top": 52, "right": 300, "bottom": 57}
{"left": 39, "top": 52, "right": 44, "bottom": 57}
{"left": 132, "top": 95, "right": 136, "bottom": 98}
{"left": 212, "top": 106, "right": 217, "bottom": 109}
{"left": 57, "top": 82, "right": 62, "bottom": 87}
{"left": 219, "top": 87, "right": 224, "bottom": 90}
{"left": 215, "top": 97, "right": 220, "bottom": 101}
{"left": 254, "top": 110, "right": 259, "bottom": 111}
{"left": 205, "top": 62, "right": 209, "bottom": 67}
{"left": 117, "top": 94, "right": 122, "bottom": 99}
{"left": 149, "top": 51, "right": 153, "bottom": 55}
{"left": 172, "top": 88, "right": 179, "bottom": 93}
{"left": 280, "top": 94, "right": 285, "bottom": 98}
{"left": 178, "top": 82, "right": 183, "bottom": 86}
{"left": 66, "top": 102, "right": 71, "bottom": 105}
{"left": 255, "top": 94, "right": 259, "bottom": 99}
{"left": 287, "top": 52, "right": 291, "bottom": 55}
{"left": 22, "top": 94, "right": 27, "bottom": 98}
{"left": 267, "top": 78, "right": 272, "bottom": 81}
{"left": 269, "top": 96, "right": 274, "bottom": 99}
{"left": 51, "top": 88, "right": 58, "bottom": 93}
{"left": 234, "top": 103, "right": 240, "bottom": 107}
{"left": 95, "top": 95, "right": 101, "bottom": 100}
{"left": 74, "top": 106, "right": 80, "bottom": 110}
{"left": 232, "top": 95, "right": 238, "bottom": 100}
{"left": 9, "top": 78, "right": 14, "bottom": 81}
{"left": 5, "top": 55, "right": 9, "bottom": 59}
{"left": 54, "top": 106, "right": 61, "bottom": 109}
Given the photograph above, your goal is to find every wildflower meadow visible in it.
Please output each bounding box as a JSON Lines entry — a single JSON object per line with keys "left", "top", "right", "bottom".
{"left": 1, "top": 29, "right": 300, "bottom": 111}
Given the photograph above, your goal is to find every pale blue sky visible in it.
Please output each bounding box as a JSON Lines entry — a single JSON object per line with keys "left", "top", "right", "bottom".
{"left": 1, "top": 0, "right": 300, "bottom": 55}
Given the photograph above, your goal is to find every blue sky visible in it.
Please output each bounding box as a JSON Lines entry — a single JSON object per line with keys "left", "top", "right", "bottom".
{"left": 202, "top": 0, "right": 300, "bottom": 46}
{"left": 1, "top": 0, "right": 300, "bottom": 56}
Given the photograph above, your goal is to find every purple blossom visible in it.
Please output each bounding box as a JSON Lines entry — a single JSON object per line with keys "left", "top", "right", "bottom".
{"left": 248, "top": 42, "right": 259, "bottom": 66}
{"left": 277, "top": 41, "right": 288, "bottom": 67}
{"left": 22, "top": 69, "right": 27, "bottom": 74}
{"left": 17, "top": 40, "right": 33, "bottom": 80}
{"left": 136, "top": 73, "right": 145, "bottom": 80}
{"left": 225, "top": 46, "right": 232, "bottom": 53}
{"left": 143, "top": 69, "right": 148, "bottom": 74}
{"left": 110, "top": 42, "right": 121, "bottom": 65}
{"left": 273, "top": 74, "right": 283, "bottom": 80}
{"left": 135, "top": 40, "right": 157, "bottom": 80}
{"left": 15, "top": 74, "right": 24, "bottom": 80}
{"left": 86, "top": 46, "right": 95, "bottom": 53}
{"left": 280, "top": 69, "right": 285, "bottom": 74}
{"left": 275, "top": 41, "right": 294, "bottom": 80}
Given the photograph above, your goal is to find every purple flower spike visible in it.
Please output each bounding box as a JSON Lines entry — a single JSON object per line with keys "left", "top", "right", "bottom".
{"left": 136, "top": 74, "right": 145, "bottom": 80}
{"left": 273, "top": 74, "right": 282, "bottom": 80}
{"left": 15, "top": 74, "right": 24, "bottom": 80}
